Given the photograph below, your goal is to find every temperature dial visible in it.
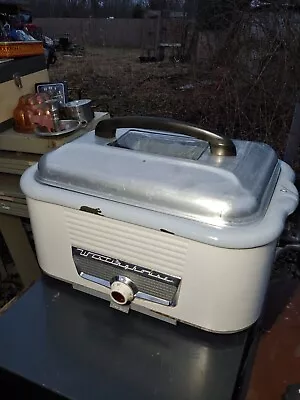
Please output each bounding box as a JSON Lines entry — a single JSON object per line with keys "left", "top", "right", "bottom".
{"left": 110, "top": 276, "right": 137, "bottom": 306}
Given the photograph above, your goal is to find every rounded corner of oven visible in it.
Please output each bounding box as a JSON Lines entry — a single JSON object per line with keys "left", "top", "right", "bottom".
{"left": 20, "top": 163, "right": 40, "bottom": 198}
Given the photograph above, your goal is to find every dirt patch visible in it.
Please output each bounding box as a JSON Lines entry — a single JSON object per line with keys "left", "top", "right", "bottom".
{"left": 50, "top": 47, "right": 299, "bottom": 170}
{"left": 51, "top": 48, "right": 192, "bottom": 117}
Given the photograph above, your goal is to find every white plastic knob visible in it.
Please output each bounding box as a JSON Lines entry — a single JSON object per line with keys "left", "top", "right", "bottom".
{"left": 110, "top": 281, "right": 134, "bottom": 305}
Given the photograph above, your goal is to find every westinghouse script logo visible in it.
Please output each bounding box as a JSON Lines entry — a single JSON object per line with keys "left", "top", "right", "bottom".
{"left": 73, "top": 247, "right": 180, "bottom": 286}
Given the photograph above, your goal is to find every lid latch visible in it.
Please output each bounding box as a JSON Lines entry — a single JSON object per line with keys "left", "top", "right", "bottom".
{"left": 13, "top": 73, "right": 23, "bottom": 89}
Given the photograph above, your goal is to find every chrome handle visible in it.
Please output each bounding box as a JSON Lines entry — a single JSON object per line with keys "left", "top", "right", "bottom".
{"left": 95, "top": 116, "right": 237, "bottom": 157}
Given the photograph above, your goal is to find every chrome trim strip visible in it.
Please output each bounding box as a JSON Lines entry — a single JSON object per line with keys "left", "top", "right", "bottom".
{"left": 80, "top": 272, "right": 173, "bottom": 306}
{"left": 80, "top": 272, "right": 110, "bottom": 288}
{"left": 135, "top": 292, "right": 171, "bottom": 306}
{"left": 74, "top": 247, "right": 181, "bottom": 285}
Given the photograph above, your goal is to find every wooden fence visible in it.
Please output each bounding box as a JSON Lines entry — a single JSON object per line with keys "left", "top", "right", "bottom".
{"left": 35, "top": 18, "right": 187, "bottom": 48}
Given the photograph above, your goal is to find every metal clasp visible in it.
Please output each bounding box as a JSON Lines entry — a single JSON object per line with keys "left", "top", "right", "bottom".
{"left": 80, "top": 206, "right": 102, "bottom": 215}
{"left": 13, "top": 73, "right": 23, "bottom": 89}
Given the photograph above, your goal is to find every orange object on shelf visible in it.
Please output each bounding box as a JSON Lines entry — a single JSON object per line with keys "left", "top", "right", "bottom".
{"left": 0, "top": 41, "right": 44, "bottom": 58}
{"left": 13, "top": 93, "right": 54, "bottom": 133}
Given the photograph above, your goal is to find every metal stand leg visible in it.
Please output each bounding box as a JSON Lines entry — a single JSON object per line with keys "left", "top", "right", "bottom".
{"left": 0, "top": 214, "right": 41, "bottom": 287}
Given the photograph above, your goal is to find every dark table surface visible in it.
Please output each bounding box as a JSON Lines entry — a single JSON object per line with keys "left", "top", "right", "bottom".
{"left": 0, "top": 277, "right": 253, "bottom": 400}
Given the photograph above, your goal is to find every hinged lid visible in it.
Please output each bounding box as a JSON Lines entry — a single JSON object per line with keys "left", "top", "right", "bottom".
{"left": 35, "top": 128, "right": 280, "bottom": 227}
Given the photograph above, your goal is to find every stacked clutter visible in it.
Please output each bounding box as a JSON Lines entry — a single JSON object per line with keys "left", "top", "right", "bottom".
{"left": 0, "top": 9, "right": 56, "bottom": 67}
{"left": 0, "top": 52, "right": 50, "bottom": 134}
